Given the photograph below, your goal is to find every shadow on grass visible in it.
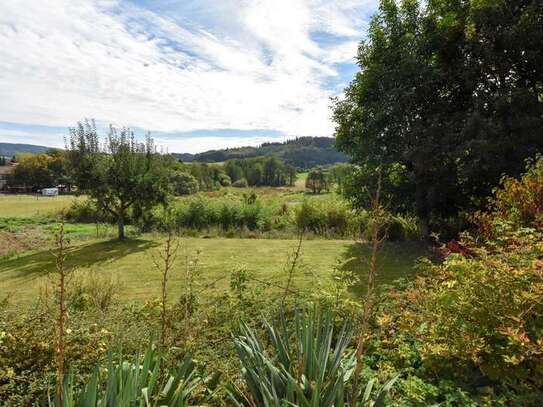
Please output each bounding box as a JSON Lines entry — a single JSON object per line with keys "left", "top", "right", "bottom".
{"left": 338, "top": 241, "right": 430, "bottom": 296}
{"left": 0, "top": 238, "right": 159, "bottom": 282}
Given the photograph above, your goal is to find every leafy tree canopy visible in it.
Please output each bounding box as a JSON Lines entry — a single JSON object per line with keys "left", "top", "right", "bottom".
{"left": 306, "top": 167, "right": 329, "bottom": 194}
{"left": 334, "top": 0, "right": 543, "bottom": 237}
{"left": 66, "top": 120, "right": 173, "bottom": 240}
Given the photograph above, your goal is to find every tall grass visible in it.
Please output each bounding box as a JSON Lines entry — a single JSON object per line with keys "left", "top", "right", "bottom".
{"left": 63, "top": 193, "right": 421, "bottom": 240}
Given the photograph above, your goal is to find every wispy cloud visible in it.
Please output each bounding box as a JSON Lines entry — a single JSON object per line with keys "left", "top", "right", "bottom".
{"left": 0, "top": 0, "right": 378, "bottom": 152}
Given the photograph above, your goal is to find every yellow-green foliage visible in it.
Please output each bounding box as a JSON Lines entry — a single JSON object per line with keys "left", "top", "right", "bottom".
{"left": 408, "top": 231, "right": 543, "bottom": 384}
{"left": 398, "top": 162, "right": 543, "bottom": 397}
{"left": 491, "top": 156, "right": 543, "bottom": 231}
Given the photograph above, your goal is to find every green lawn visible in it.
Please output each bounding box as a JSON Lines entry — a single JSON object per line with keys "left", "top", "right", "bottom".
{"left": 0, "top": 193, "right": 428, "bottom": 305}
{"left": 0, "top": 236, "right": 427, "bottom": 304}
{"left": 0, "top": 194, "right": 77, "bottom": 217}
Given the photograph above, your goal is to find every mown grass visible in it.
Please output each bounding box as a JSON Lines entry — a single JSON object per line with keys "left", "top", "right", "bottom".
{"left": 0, "top": 194, "right": 77, "bottom": 217}
{"left": 0, "top": 235, "right": 428, "bottom": 304}
{"left": 0, "top": 193, "right": 427, "bottom": 306}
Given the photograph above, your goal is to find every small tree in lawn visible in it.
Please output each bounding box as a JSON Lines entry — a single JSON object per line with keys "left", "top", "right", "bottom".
{"left": 66, "top": 120, "right": 172, "bottom": 240}
{"left": 305, "top": 167, "right": 328, "bottom": 194}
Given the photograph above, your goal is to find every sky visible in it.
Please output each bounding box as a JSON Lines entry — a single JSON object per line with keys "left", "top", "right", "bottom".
{"left": 0, "top": 0, "right": 378, "bottom": 153}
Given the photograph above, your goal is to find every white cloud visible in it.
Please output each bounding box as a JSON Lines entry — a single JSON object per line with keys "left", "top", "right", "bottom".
{"left": 0, "top": 0, "right": 377, "bottom": 145}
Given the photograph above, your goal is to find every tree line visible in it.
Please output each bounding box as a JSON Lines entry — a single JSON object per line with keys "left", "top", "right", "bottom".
{"left": 4, "top": 149, "right": 69, "bottom": 191}
{"left": 172, "top": 155, "right": 297, "bottom": 193}
{"left": 3, "top": 121, "right": 306, "bottom": 239}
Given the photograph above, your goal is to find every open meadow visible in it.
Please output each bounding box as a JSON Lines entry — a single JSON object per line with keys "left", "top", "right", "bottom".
{"left": 0, "top": 194, "right": 77, "bottom": 217}
{"left": 1, "top": 235, "right": 426, "bottom": 304}
{"left": 0, "top": 194, "right": 427, "bottom": 305}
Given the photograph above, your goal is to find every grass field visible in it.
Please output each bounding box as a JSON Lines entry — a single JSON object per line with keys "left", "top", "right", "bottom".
{"left": 0, "top": 194, "right": 77, "bottom": 217}
{"left": 0, "top": 193, "right": 428, "bottom": 305}
{"left": 0, "top": 235, "right": 427, "bottom": 304}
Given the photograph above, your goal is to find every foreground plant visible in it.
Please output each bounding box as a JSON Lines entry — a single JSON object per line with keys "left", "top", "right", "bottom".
{"left": 231, "top": 307, "right": 397, "bottom": 406}
{"left": 45, "top": 344, "right": 200, "bottom": 406}
{"left": 51, "top": 218, "right": 70, "bottom": 405}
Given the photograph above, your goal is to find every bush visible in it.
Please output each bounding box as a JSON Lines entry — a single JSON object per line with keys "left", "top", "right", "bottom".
{"left": 240, "top": 202, "right": 264, "bottom": 230}
{"left": 171, "top": 171, "right": 199, "bottom": 195}
{"left": 386, "top": 215, "right": 421, "bottom": 241}
{"left": 182, "top": 199, "right": 218, "bottom": 230}
{"left": 231, "top": 307, "right": 398, "bottom": 406}
{"left": 295, "top": 199, "right": 324, "bottom": 234}
{"left": 295, "top": 198, "right": 367, "bottom": 238}
{"left": 218, "top": 173, "right": 232, "bottom": 187}
{"left": 305, "top": 167, "right": 328, "bottom": 194}
{"left": 65, "top": 199, "right": 112, "bottom": 224}
{"left": 218, "top": 201, "right": 241, "bottom": 230}
{"left": 66, "top": 271, "right": 120, "bottom": 312}
{"left": 478, "top": 156, "right": 543, "bottom": 236}
{"left": 404, "top": 230, "right": 543, "bottom": 399}
{"left": 232, "top": 178, "right": 248, "bottom": 188}
{"left": 324, "top": 202, "right": 349, "bottom": 235}
{"left": 396, "top": 162, "right": 543, "bottom": 401}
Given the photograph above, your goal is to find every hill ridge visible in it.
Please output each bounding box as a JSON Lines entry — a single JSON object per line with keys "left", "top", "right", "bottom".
{"left": 1, "top": 136, "right": 348, "bottom": 169}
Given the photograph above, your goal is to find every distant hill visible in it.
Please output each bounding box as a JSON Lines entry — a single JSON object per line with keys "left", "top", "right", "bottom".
{"left": 0, "top": 137, "right": 349, "bottom": 169}
{"left": 0, "top": 142, "right": 50, "bottom": 157}
{"left": 171, "top": 152, "right": 195, "bottom": 162}
{"left": 191, "top": 137, "right": 348, "bottom": 169}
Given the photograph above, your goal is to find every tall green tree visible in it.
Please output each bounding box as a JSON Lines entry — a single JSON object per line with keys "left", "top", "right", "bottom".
{"left": 8, "top": 153, "right": 56, "bottom": 190}
{"left": 305, "top": 168, "right": 328, "bottom": 194}
{"left": 285, "top": 164, "right": 297, "bottom": 186}
{"left": 334, "top": 0, "right": 543, "bottom": 236}
{"left": 246, "top": 162, "right": 263, "bottom": 186}
{"left": 66, "top": 120, "right": 172, "bottom": 240}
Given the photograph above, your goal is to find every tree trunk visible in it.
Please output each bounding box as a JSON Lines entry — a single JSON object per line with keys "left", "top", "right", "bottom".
{"left": 415, "top": 176, "right": 431, "bottom": 240}
{"left": 117, "top": 215, "right": 125, "bottom": 240}
{"left": 419, "top": 214, "right": 430, "bottom": 240}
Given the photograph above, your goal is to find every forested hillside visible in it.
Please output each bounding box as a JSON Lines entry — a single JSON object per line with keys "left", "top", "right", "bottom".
{"left": 190, "top": 136, "right": 348, "bottom": 168}
{"left": 4, "top": 137, "right": 348, "bottom": 169}
{"left": 0, "top": 142, "right": 49, "bottom": 157}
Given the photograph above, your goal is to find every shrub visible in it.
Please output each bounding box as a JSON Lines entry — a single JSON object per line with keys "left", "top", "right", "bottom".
{"left": 232, "top": 178, "right": 248, "bottom": 188}
{"left": 404, "top": 230, "right": 543, "bottom": 399}
{"left": 218, "top": 173, "right": 232, "bottom": 187}
{"left": 171, "top": 170, "right": 199, "bottom": 195}
{"left": 386, "top": 215, "right": 421, "bottom": 241}
{"left": 399, "top": 162, "right": 543, "bottom": 399}
{"left": 46, "top": 344, "right": 201, "bottom": 406}
{"left": 65, "top": 199, "right": 112, "bottom": 224}
{"left": 230, "top": 307, "right": 398, "bottom": 406}
{"left": 240, "top": 202, "right": 264, "bottom": 230}
{"left": 183, "top": 199, "right": 217, "bottom": 230}
{"left": 305, "top": 167, "right": 329, "bottom": 194}
{"left": 324, "top": 202, "right": 349, "bottom": 236}
{"left": 66, "top": 271, "right": 119, "bottom": 312}
{"left": 295, "top": 199, "right": 324, "bottom": 234}
{"left": 218, "top": 201, "right": 241, "bottom": 230}
{"left": 478, "top": 156, "right": 543, "bottom": 236}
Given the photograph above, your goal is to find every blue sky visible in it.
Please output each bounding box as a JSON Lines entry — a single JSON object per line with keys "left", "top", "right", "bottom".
{"left": 0, "top": 0, "right": 378, "bottom": 153}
